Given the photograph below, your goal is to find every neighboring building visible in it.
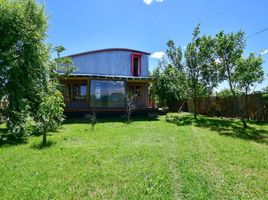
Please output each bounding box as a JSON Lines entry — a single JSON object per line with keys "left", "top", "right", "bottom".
{"left": 60, "top": 48, "right": 156, "bottom": 112}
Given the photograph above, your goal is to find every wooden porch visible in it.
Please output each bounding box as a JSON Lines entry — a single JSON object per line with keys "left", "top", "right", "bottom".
{"left": 60, "top": 76, "right": 156, "bottom": 113}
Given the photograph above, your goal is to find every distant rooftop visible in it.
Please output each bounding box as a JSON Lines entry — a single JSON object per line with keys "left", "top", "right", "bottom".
{"left": 67, "top": 48, "right": 151, "bottom": 57}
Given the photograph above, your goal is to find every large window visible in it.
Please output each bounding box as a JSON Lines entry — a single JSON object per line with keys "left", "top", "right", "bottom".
{"left": 73, "top": 81, "right": 87, "bottom": 102}
{"left": 64, "top": 80, "right": 87, "bottom": 102}
{"left": 90, "top": 80, "right": 125, "bottom": 108}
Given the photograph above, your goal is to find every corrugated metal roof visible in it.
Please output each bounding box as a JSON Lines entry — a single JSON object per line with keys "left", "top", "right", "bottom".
{"left": 67, "top": 48, "right": 151, "bottom": 57}
{"left": 59, "top": 72, "right": 154, "bottom": 81}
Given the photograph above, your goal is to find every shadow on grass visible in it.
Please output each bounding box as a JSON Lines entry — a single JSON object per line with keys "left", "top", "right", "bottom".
{"left": 0, "top": 126, "right": 56, "bottom": 147}
{"left": 63, "top": 113, "right": 159, "bottom": 125}
{"left": 166, "top": 114, "right": 268, "bottom": 144}
{"left": 0, "top": 127, "right": 28, "bottom": 147}
{"left": 30, "top": 141, "right": 56, "bottom": 150}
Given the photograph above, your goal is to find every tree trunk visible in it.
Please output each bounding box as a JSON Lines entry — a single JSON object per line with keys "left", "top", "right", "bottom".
{"left": 193, "top": 97, "right": 197, "bottom": 119}
{"left": 228, "top": 78, "right": 247, "bottom": 128}
{"left": 240, "top": 97, "right": 247, "bottom": 129}
{"left": 128, "top": 109, "right": 131, "bottom": 123}
{"left": 43, "top": 126, "right": 47, "bottom": 146}
{"left": 242, "top": 117, "right": 247, "bottom": 128}
{"left": 245, "top": 88, "right": 249, "bottom": 121}
{"left": 178, "top": 101, "right": 185, "bottom": 113}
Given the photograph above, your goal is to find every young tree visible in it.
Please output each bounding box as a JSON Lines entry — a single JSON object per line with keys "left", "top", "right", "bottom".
{"left": 214, "top": 30, "right": 248, "bottom": 127}
{"left": 125, "top": 93, "right": 136, "bottom": 124}
{"left": 152, "top": 40, "right": 187, "bottom": 110}
{"left": 36, "top": 45, "right": 76, "bottom": 145}
{"left": 90, "top": 110, "right": 97, "bottom": 130}
{"left": 37, "top": 82, "right": 65, "bottom": 146}
{"left": 234, "top": 53, "right": 264, "bottom": 121}
{"left": 185, "top": 24, "right": 219, "bottom": 118}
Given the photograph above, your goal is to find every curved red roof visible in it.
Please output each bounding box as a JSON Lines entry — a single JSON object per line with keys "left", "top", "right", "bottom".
{"left": 67, "top": 48, "right": 151, "bottom": 57}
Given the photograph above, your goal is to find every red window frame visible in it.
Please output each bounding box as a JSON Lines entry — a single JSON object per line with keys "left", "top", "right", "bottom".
{"left": 131, "top": 53, "right": 142, "bottom": 76}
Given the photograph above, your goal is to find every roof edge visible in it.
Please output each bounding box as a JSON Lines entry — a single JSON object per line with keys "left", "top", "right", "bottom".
{"left": 66, "top": 48, "right": 151, "bottom": 57}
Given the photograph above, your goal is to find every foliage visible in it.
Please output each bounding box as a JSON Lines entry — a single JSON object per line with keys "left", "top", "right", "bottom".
{"left": 152, "top": 64, "right": 187, "bottom": 108}
{"left": 152, "top": 39, "right": 187, "bottom": 109}
{"left": 184, "top": 24, "right": 220, "bottom": 118}
{"left": 0, "top": 114, "right": 267, "bottom": 199}
{"left": 53, "top": 45, "right": 77, "bottom": 77}
{"left": 214, "top": 30, "right": 245, "bottom": 96}
{"left": 166, "top": 40, "right": 183, "bottom": 70}
{"left": 214, "top": 31, "right": 264, "bottom": 128}
{"left": 261, "top": 86, "right": 268, "bottom": 94}
{"left": 0, "top": 1, "right": 75, "bottom": 138}
{"left": 154, "top": 25, "right": 220, "bottom": 115}
{"left": 36, "top": 81, "right": 65, "bottom": 145}
{"left": 216, "top": 88, "right": 242, "bottom": 97}
{"left": 53, "top": 45, "right": 66, "bottom": 58}
{"left": 234, "top": 53, "right": 264, "bottom": 121}
{"left": 0, "top": 0, "right": 49, "bottom": 137}
{"left": 234, "top": 53, "right": 264, "bottom": 93}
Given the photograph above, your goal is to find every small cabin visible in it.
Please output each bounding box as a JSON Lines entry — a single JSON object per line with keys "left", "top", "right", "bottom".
{"left": 60, "top": 48, "right": 156, "bottom": 113}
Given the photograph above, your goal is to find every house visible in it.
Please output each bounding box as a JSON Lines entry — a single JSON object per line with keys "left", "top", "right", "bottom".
{"left": 60, "top": 48, "right": 156, "bottom": 113}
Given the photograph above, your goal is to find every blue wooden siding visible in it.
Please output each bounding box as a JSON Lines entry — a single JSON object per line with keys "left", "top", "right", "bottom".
{"left": 70, "top": 50, "right": 149, "bottom": 77}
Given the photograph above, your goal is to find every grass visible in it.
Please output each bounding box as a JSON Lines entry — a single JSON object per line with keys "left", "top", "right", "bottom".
{"left": 0, "top": 113, "right": 267, "bottom": 199}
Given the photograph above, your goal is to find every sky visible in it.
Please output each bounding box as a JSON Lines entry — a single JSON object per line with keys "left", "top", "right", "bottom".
{"left": 40, "top": 0, "right": 268, "bottom": 91}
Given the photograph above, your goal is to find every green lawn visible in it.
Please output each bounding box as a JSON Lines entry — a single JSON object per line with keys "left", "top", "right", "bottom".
{"left": 0, "top": 113, "right": 267, "bottom": 199}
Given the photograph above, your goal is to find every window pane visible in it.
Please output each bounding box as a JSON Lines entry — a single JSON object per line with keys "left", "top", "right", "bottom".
{"left": 136, "top": 86, "right": 141, "bottom": 96}
{"left": 73, "top": 84, "right": 79, "bottom": 96}
{"left": 80, "top": 84, "right": 87, "bottom": 96}
{"left": 66, "top": 84, "right": 71, "bottom": 96}
{"left": 90, "top": 80, "right": 125, "bottom": 108}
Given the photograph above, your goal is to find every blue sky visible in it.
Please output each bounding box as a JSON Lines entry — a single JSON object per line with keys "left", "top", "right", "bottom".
{"left": 40, "top": 0, "right": 268, "bottom": 90}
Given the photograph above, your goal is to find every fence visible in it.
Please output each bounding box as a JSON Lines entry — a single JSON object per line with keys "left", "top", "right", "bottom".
{"left": 187, "top": 94, "right": 268, "bottom": 122}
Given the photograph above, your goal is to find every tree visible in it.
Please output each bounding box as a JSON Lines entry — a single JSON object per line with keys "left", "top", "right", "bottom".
{"left": 215, "top": 30, "right": 248, "bottom": 127}
{"left": 152, "top": 40, "right": 187, "bottom": 110}
{"left": 90, "top": 110, "right": 97, "bottom": 130}
{"left": 262, "top": 86, "right": 268, "bottom": 94}
{"left": 37, "top": 82, "right": 65, "bottom": 146}
{"left": 185, "top": 24, "right": 219, "bottom": 118}
{"left": 53, "top": 46, "right": 77, "bottom": 76}
{"left": 234, "top": 53, "right": 264, "bottom": 120}
{"left": 0, "top": 0, "right": 50, "bottom": 137}
{"left": 217, "top": 88, "right": 234, "bottom": 97}
{"left": 152, "top": 64, "right": 187, "bottom": 109}
{"left": 35, "top": 45, "right": 75, "bottom": 145}
{"left": 125, "top": 93, "right": 136, "bottom": 124}
{"left": 53, "top": 45, "right": 66, "bottom": 58}
{"left": 166, "top": 40, "right": 183, "bottom": 70}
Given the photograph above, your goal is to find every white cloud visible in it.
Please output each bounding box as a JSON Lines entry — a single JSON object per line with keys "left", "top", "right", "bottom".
{"left": 151, "top": 51, "right": 165, "bottom": 59}
{"left": 143, "top": 0, "right": 164, "bottom": 5}
{"left": 143, "top": 0, "right": 153, "bottom": 5}
{"left": 260, "top": 49, "right": 268, "bottom": 55}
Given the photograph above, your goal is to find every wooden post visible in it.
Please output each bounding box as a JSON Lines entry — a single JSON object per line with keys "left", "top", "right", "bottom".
{"left": 87, "top": 79, "right": 90, "bottom": 104}
{"left": 152, "top": 81, "right": 155, "bottom": 108}
{"left": 70, "top": 82, "right": 73, "bottom": 102}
